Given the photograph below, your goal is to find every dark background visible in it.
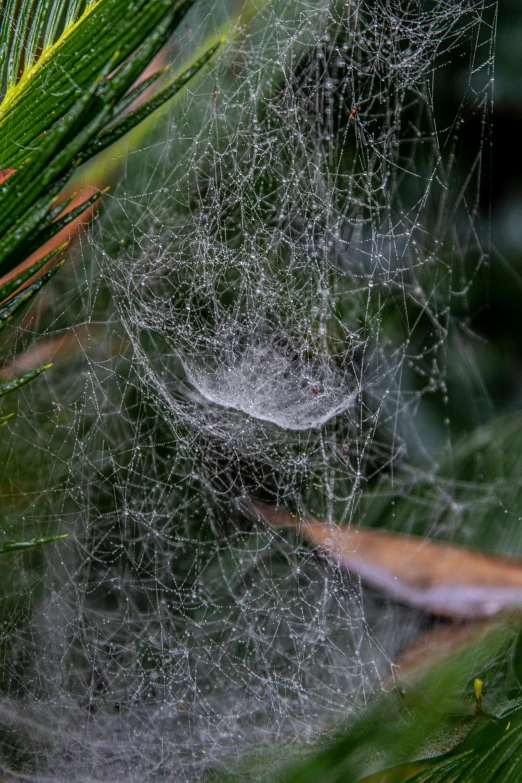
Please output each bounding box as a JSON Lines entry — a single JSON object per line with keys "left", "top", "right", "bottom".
{"left": 457, "top": 0, "right": 522, "bottom": 416}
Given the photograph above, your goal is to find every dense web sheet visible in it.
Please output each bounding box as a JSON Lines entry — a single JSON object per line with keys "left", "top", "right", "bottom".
{"left": 0, "top": 0, "right": 496, "bottom": 779}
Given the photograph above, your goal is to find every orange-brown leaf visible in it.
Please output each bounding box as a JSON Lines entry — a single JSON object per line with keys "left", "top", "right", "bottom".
{"left": 0, "top": 168, "right": 16, "bottom": 185}
{"left": 250, "top": 501, "right": 522, "bottom": 619}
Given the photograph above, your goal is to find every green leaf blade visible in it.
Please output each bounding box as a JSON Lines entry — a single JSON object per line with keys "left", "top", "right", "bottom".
{"left": 0, "top": 534, "right": 67, "bottom": 555}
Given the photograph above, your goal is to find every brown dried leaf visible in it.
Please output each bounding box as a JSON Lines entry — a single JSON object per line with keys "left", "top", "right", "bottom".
{"left": 250, "top": 501, "right": 522, "bottom": 619}
{"left": 0, "top": 325, "right": 128, "bottom": 381}
{"left": 393, "top": 619, "right": 493, "bottom": 678}
{"left": 0, "top": 326, "right": 91, "bottom": 381}
{"left": 0, "top": 168, "right": 16, "bottom": 185}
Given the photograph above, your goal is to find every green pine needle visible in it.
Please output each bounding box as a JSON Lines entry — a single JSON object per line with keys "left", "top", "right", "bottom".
{"left": 0, "top": 534, "right": 68, "bottom": 555}
{"left": 0, "top": 0, "right": 221, "bottom": 404}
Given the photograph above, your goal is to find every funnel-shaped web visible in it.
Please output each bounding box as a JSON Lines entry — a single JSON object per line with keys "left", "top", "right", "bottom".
{"left": 0, "top": 0, "right": 496, "bottom": 780}
{"left": 184, "top": 341, "right": 356, "bottom": 430}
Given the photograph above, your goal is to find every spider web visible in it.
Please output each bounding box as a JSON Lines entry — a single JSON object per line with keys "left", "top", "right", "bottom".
{"left": 0, "top": 0, "right": 496, "bottom": 779}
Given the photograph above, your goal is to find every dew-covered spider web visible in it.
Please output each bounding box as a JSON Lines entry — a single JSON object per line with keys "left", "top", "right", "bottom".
{"left": 0, "top": 0, "right": 496, "bottom": 779}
